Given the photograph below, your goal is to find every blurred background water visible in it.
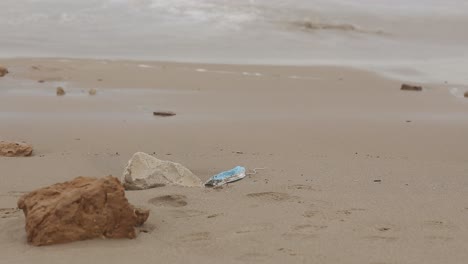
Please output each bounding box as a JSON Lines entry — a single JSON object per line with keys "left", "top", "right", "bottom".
{"left": 1, "top": 0, "right": 467, "bottom": 84}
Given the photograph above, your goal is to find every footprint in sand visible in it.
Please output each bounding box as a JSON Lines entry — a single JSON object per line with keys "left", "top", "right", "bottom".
{"left": 422, "top": 221, "right": 457, "bottom": 242}
{"left": 235, "top": 223, "right": 274, "bottom": 234}
{"left": 423, "top": 220, "right": 457, "bottom": 230}
{"left": 277, "top": 248, "right": 298, "bottom": 257}
{"left": 138, "top": 223, "right": 157, "bottom": 234}
{"left": 363, "top": 235, "right": 398, "bottom": 242}
{"left": 310, "top": 200, "right": 332, "bottom": 208}
{"left": 354, "top": 223, "right": 400, "bottom": 242}
{"left": 168, "top": 209, "right": 207, "bottom": 219}
{"left": 148, "top": 195, "right": 187, "bottom": 207}
{"left": 282, "top": 224, "right": 324, "bottom": 239}
{"left": 2, "top": 191, "right": 27, "bottom": 197}
{"left": 0, "top": 208, "right": 21, "bottom": 219}
{"left": 178, "top": 231, "right": 211, "bottom": 242}
{"left": 246, "top": 192, "right": 294, "bottom": 202}
{"left": 426, "top": 235, "right": 454, "bottom": 242}
{"left": 236, "top": 252, "right": 270, "bottom": 262}
{"left": 287, "top": 184, "right": 321, "bottom": 192}
{"left": 207, "top": 213, "right": 223, "bottom": 219}
{"left": 302, "top": 210, "right": 326, "bottom": 218}
{"left": 336, "top": 208, "right": 367, "bottom": 216}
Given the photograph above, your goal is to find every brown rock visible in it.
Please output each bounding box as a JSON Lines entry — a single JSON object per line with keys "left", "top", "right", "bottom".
{"left": 88, "top": 88, "right": 97, "bottom": 95}
{"left": 17, "top": 176, "right": 149, "bottom": 246}
{"left": 0, "top": 141, "right": 33, "bottom": 157}
{"left": 0, "top": 65, "right": 8, "bottom": 77}
{"left": 153, "top": 111, "right": 176, "bottom": 117}
{"left": 401, "top": 84, "right": 422, "bottom": 91}
{"left": 464, "top": 92, "right": 468, "bottom": 98}
{"left": 56, "top": 86, "right": 65, "bottom": 96}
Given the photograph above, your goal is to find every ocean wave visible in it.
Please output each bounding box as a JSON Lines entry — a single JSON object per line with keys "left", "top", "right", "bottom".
{"left": 287, "top": 20, "right": 386, "bottom": 35}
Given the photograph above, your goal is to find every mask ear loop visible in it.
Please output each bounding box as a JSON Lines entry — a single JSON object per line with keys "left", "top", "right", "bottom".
{"left": 246, "top": 168, "right": 266, "bottom": 176}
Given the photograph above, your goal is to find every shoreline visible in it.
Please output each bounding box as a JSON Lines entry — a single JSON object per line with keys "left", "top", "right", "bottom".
{"left": 2, "top": 56, "right": 468, "bottom": 87}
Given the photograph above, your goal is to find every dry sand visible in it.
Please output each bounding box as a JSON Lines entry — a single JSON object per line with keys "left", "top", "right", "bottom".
{"left": 0, "top": 58, "right": 468, "bottom": 264}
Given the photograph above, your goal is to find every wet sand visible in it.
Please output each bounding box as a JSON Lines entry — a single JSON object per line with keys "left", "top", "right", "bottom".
{"left": 1, "top": 58, "right": 468, "bottom": 263}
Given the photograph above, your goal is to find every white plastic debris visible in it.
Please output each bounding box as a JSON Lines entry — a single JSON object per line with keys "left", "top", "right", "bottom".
{"left": 204, "top": 166, "right": 246, "bottom": 187}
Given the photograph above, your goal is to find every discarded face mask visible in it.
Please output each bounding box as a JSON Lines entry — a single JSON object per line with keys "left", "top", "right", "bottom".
{"left": 205, "top": 166, "right": 246, "bottom": 187}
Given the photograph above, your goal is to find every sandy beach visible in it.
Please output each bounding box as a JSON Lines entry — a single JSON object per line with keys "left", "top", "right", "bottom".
{"left": 0, "top": 58, "right": 467, "bottom": 263}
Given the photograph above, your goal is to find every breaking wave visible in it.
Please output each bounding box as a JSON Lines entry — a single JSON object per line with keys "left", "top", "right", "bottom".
{"left": 287, "top": 20, "right": 386, "bottom": 35}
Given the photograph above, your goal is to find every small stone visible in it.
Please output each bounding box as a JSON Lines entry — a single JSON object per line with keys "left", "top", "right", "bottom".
{"left": 153, "top": 111, "right": 176, "bottom": 117}
{"left": 38, "top": 80, "right": 45, "bottom": 83}
{"left": 56, "top": 87, "right": 65, "bottom": 96}
{"left": 0, "top": 141, "right": 33, "bottom": 157}
{"left": 378, "top": 227, "right": 390, "bottom": 232}
{"left": 401, "top": 84, "right": 422, "bottom": 91}
{"left": 17, "top": 176, "right": 149, "bottom": 246}
{"left": 122, "top": 152, "right": 203, "bottom": 190}
{"left": 88, "top": 88, "right": 97, "bottom": 95}
{"left": 464, "top": 92, "right": 468, "bottom": 98}
{"left": 0, "top": 65, "right": 8, "bottom": 77}
{"left": 374, "top": 180, "right": 382, "bottom": 183}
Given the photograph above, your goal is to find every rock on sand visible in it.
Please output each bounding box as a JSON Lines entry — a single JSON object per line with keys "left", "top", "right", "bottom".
{"left": 465, "top": 92, "right": 468, "bottom": 98}
{"left": 122, "top": 152, "right": 203, "bottom": 190}
{"left": 89, "top": 88, "right": 97, "bottom": 95}
{"left": 0, "top": 141, "right": 33, "bottom": 157}
{"left": 153, "top": 111, "right": 176, "bottom": 117}
{"left": 17, "top": 176, "right": 149, "bottom": 246}
{"left": 56, "top": 86, "right": 65, "bottom": 96}
{"left": 0, "top": 65, "right": 8, "bottom": 77}
{"left": 401, "top": 84, "right": 422, "bottom": 91}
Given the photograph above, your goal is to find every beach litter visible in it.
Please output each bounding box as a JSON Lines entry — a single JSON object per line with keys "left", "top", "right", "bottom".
{"left": 205, "top": 166, "right": 246, "bottom": 187}
{"left": 205, "top": 166, "right": 265, "bottom": 187}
